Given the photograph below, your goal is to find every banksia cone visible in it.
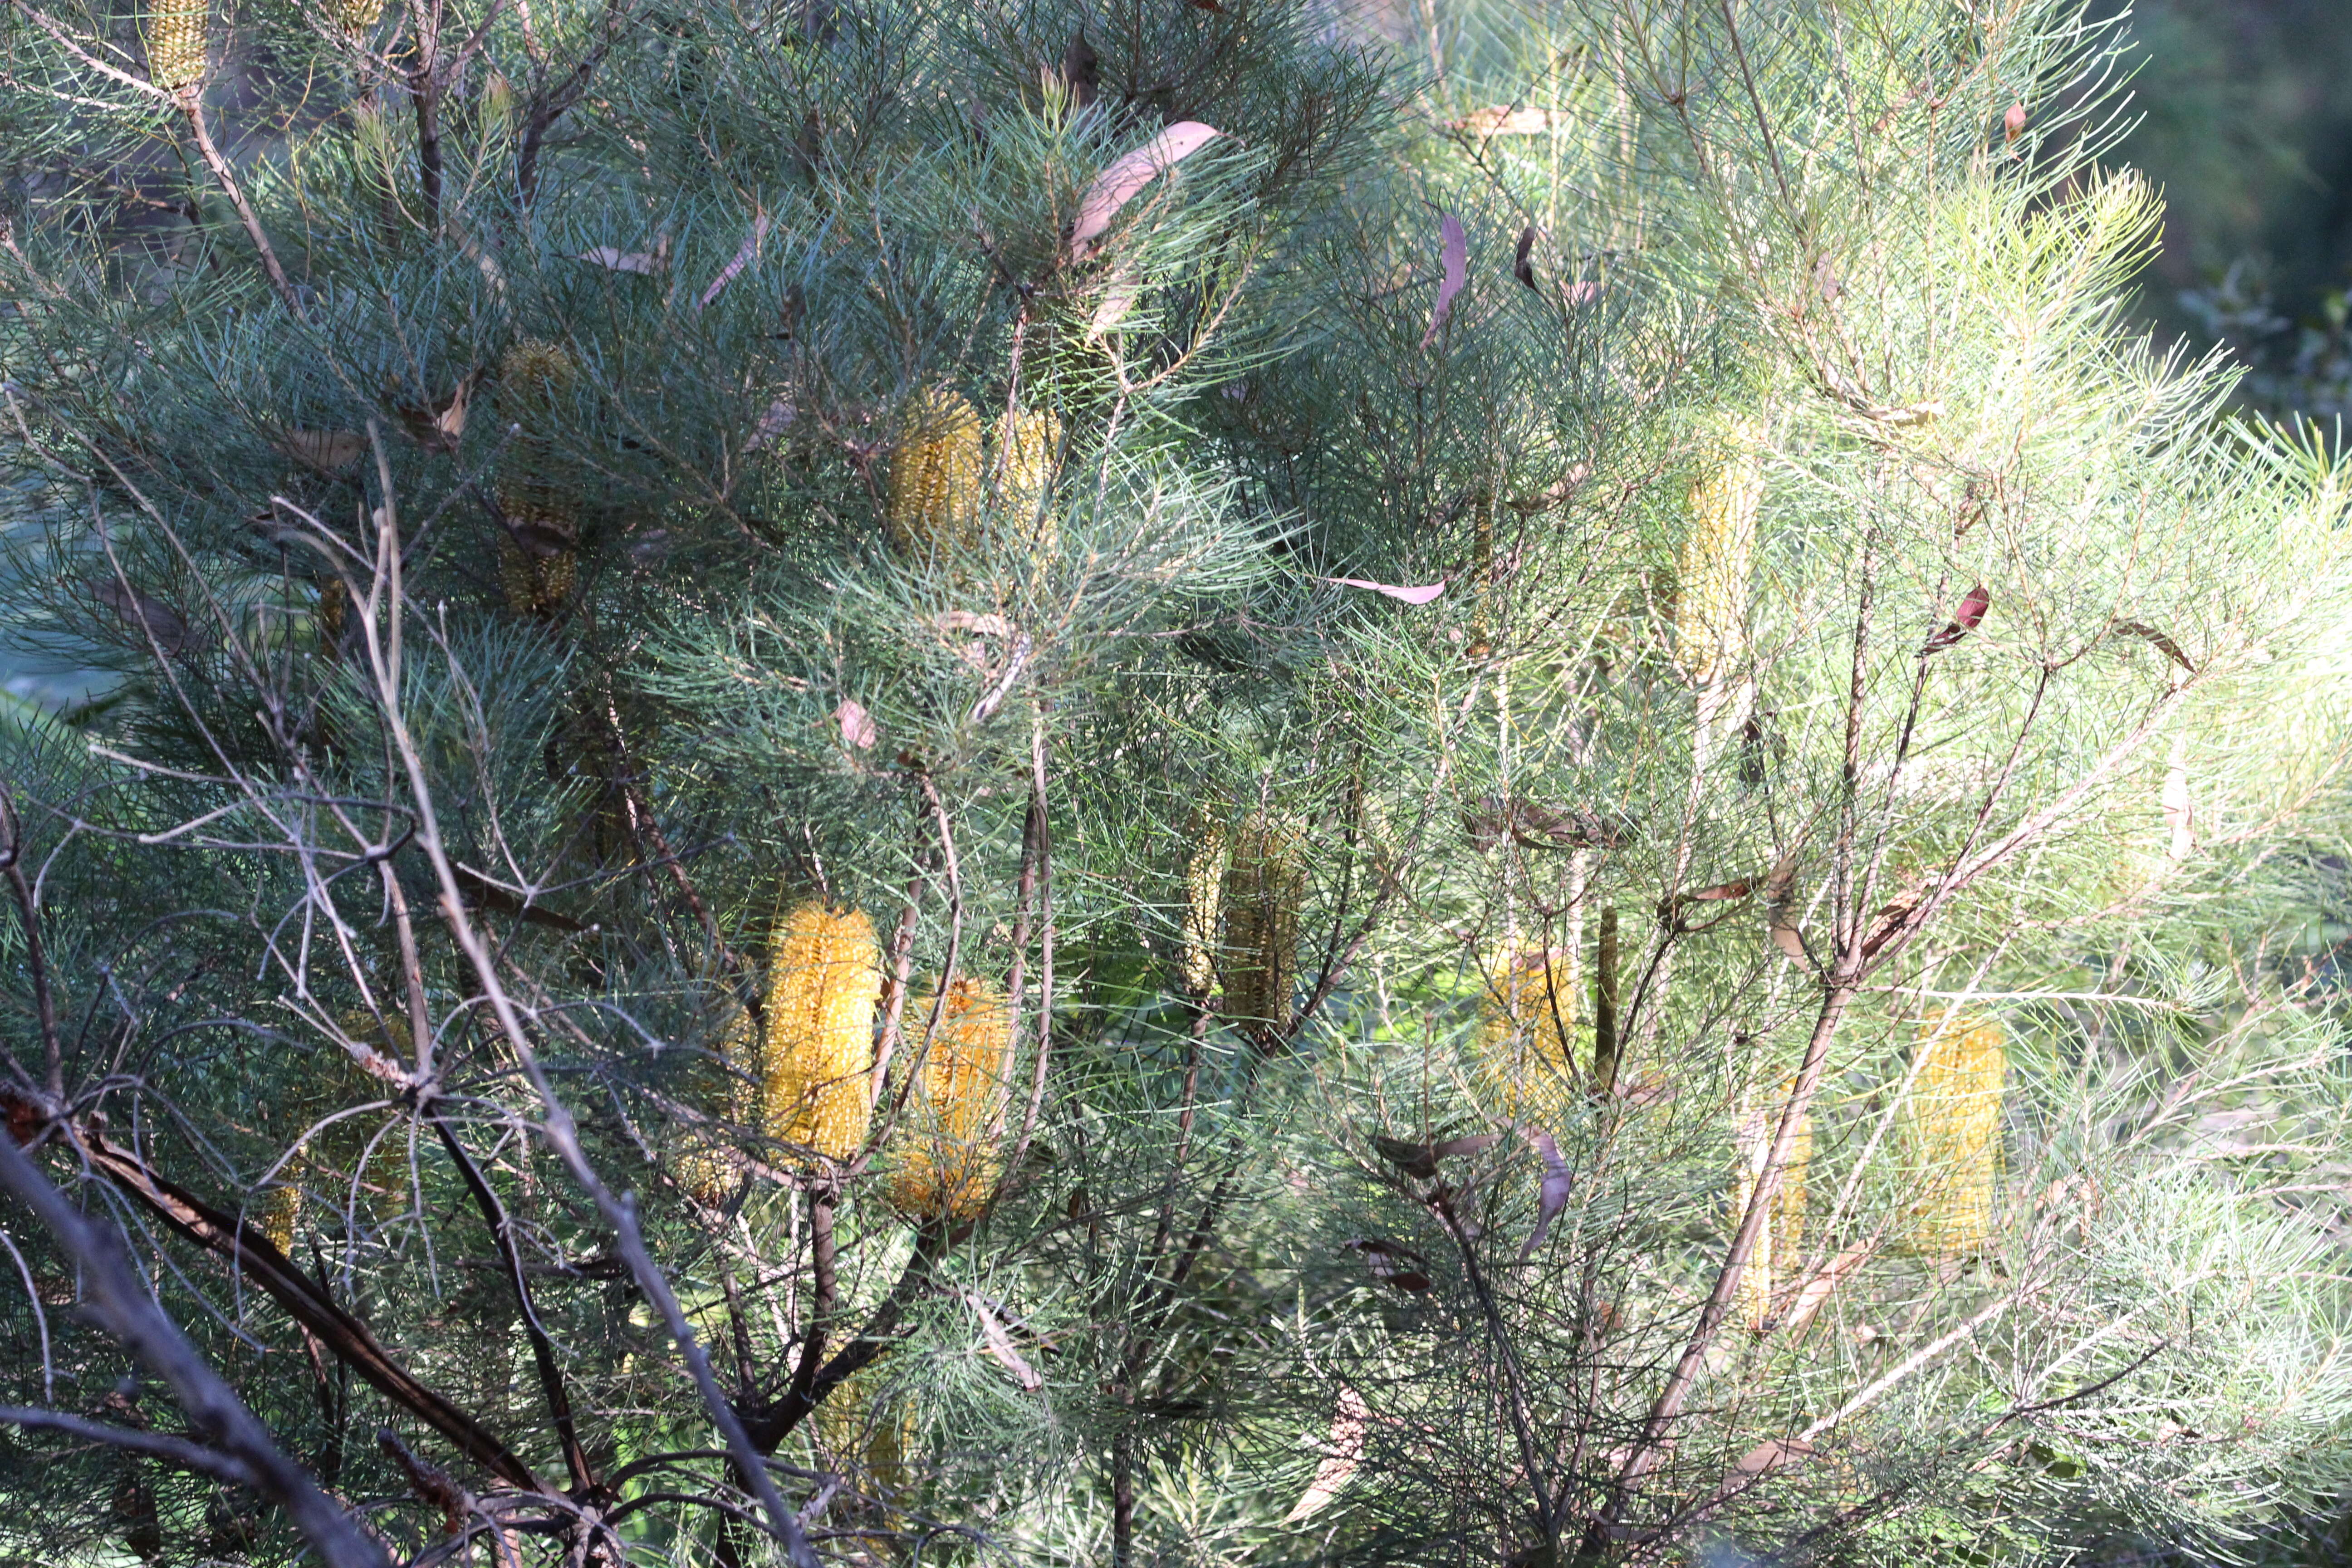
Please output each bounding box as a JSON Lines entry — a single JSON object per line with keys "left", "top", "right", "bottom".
{"left": 1178, "top": 824, "right": 1226, "bottom": 1000}
{"left": 1730, "top": 1078, "right": 1809, "bottom": 1330}
{"left": 675, "top": 1007, "right": 754, "bottom": 1203}
{"left": 1217, "top": 813, "right": 1303, "bottom": 1043}
{"left": 818, "top": 1376, "right": 916, "bottom": 1496}
{"left": 495, "top": 338, "right": 580, "bottom": 617}
{"left": 1475, "top": 946, "right": 1576, "bottom": 1126}
{"left": 257, "top": 1184, "right": 302, "bottom": 1254}
{"left": 1902, "top": 1014, "right": 2006, "bottom": 1253}
{"left": 885, "top": 385, "right": 983, "bottom": 559}
{"left": 991, "top": 405, "right": 1062, "bottom": 553}
{"left": 760, "top": 902, "right": 883, "bottom": 1163}
{"left": 890, "top": 976, "right": 1014, "bottom": 1219}
{"left": 142, "top": 0, "right": 208, "bottom": 90}
{"left": 1673, "top": 417, "right": 1766, "bottom": 684}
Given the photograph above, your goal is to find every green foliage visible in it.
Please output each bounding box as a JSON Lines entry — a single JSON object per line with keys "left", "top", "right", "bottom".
{"left": 4, "top": 0, "right": 2352, "bottom": 1564}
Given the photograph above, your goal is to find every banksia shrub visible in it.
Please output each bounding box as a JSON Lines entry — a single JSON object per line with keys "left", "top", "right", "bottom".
{"left": 1474, "top": 946, "right": 1576, "bottom": 1126}
{"left": 890, "top": 976, "right": 1014, "bottom": 1220}
{"left": 1217, "top": 813, "right": 1304, "bottom": 1043}
{"left": 1673, "top": 416, "right": 1766, "bottom": 685}
{"left": 760, "top": 902, "right": 883, "bottom": 1163}
{"left": 495, "top": 338, "right": 580, "bottom": 617}
{"left": 141, "top": 0, "right": 207, "bottom": 90}
{"left": 885, "top": 385, "right": 983, "bottom": 560}
{"left": 1902, "top": 1015, "right": 2007, "bottom": 1254}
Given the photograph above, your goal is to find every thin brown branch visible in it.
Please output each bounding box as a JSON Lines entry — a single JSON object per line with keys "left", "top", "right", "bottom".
{"left": 0, "top": 1133, "right": 392, "bottom": 1568}
{"left": 430, "top": 1116, "right": 596, "bottom": 1494}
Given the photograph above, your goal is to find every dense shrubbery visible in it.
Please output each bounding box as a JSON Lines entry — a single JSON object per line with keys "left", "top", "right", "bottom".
{"left": 5, "top": 0, "right": 2352, "bottom": 1563}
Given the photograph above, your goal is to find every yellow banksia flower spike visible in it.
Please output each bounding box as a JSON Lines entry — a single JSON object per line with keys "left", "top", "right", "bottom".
{"left": 1217, "top": 813, "right": 1303, "bottom": 1043}
{"left": 1674, "top": 416, "right": 1766, "bottom": 684}
{"left": 675, "top": 1006, "right": 755, "bottom": 1203}
{"left": 1729, "top": 1077, "right": 1809, "bottom": 1331}
{"left": 1775, "top": 1089, "right": 1813, "bottom": 1261}
{"left": 1903, "top": 1014, "right": 2006, "bottom": 1254}
{"left": 142, "top": 0, "right": 208, "bottom": 90}
{"left": 760, "top": 902, "right": 883, "bottom": 1164}
{"left": 256, "top": 1183, "right": 302, "bottom": 1254}
{"left": 991, "top": 405, "right": 1062, "bottom": 555}
{"left": 886, "top": 385, "right": 983, "bottom": 559}
{"left": 1178, "top": 823, "right": 1226, "bottom": 1000}
{"left": 1474, "top": 946, "right": 1576, "bottom": 1127}
{"left": 336, "top": 0, "right": 385, "bottom": 34}
{"left": 818, "top": 1376, "right": 917, "bottom": 1497}
{"left": 891, "top": 976, "right": 1014, "bottom": 1219}
{"left": 496, "top": 338, "right": 581, "bottom": 617}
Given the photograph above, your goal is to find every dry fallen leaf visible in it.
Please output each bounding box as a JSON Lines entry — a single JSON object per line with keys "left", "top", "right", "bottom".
{"left": 1069, "top": 122, "right": 1224, "bottom": 262}
{"left": 1323, "top": 575, "right": 1446, "bottom": 606}
{"left": 282, "top": 429, "right": 368, "bottom": 472}
{"left": 968, "top": 1293, "right": 1042, "bottom": 1392}
{"left": 578, "top": 245, "right": 661, "bottom": 274}
{"left": 1519, "top": 1128, "right": 1573, "bottom": 1263}
{"left": 1284, "top": 1387, "right": 1369, "bottom": 1523}
{"left": 1420, "top": 212, "right": 1467, "bottom": 350}
{"left": 835, "top": 698, "right": 877, "bottom": 750}
{"left": 1448, "top": 106, "right": 1570, "bottom": 137}
{"left": 2115, "top": 619, "right": 2195, "bottom": 673}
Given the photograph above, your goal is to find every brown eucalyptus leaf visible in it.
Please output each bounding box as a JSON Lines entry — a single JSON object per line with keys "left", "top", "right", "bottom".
{"left": 1282, "top": 1387, "right": 1369, "bottom": 1522}
{"left": 283, "top": 429, "right": 367, "bottom": 472}
{"left": 1069, "top": 122, "right": 1223, "bottom": 262}
{"left": 1323, "top": 575, "right": 1446, "bottom": 605}
{"left": 968, "top": 1293, "right": 1042, "bottom": 1391}
{"left": 1420, "top": 212, "right": 1467, "bottom": 350}
{"left": 2115, "top": 620, "right": 2194, "bottom": 673}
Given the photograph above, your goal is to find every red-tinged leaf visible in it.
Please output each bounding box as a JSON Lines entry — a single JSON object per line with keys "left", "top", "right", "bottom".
{"left": 835, "top": 698, "right": 877, "bottom": 750}
{"left": 2115, "top": 620, "right": 2195, "bottom": 673}
{"left": 1420, "top": 212, "right": 1467, "bottom": 350}
{"left": 1189, "top": 0, "right": 1225, "bottom": 10}
{"left": 2004, "top": 102, "right": 2027, "bottom": 143}
{"left": 1921, "top": 584, "right": 1989, "bottom": 652}
{"left": 1324, "top": 575, "right": 1446, "bottom": 605}
{"left": 1519, "top": 1129, "right": 1573, "bottom": 1263}
{"left": 1069, "top": 122, "right": 1224, "bottom": 262}
{"left": 1433, "top": 1132, "right": 1503, "bottom": 1160}
{"left": 1388, "top": 1271, "right": 1432, "bottom": 1294}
